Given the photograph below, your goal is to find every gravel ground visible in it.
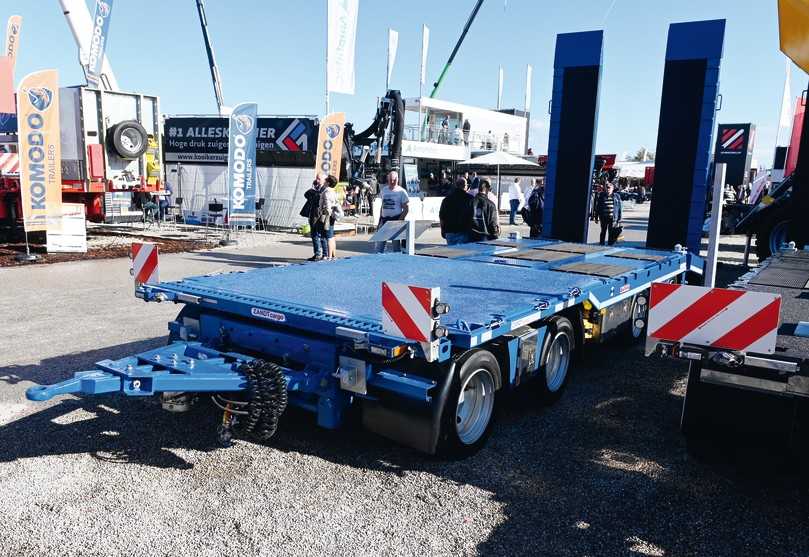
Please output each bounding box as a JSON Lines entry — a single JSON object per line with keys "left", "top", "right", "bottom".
{"left": 1, "top": 231, "right": 807, "bottom": 556}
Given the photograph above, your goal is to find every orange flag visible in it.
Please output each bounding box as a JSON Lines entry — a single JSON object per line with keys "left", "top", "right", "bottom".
{"left": 17, "top": 70, "right": 62, "bottom": 233}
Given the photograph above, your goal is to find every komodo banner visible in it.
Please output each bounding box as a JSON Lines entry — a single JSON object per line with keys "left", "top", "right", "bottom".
{"left": 227, "top": 102, "right": 258, "bottom": 227}
{"left": 5, "top": 15, "right": 22, "bottom": 69}
{"left": 17, "top": 69, "right": 62, "bottom": 233}
{"left": 164, "top": 116, "right": 317, "bottom": 164}
{"left": 85, "top": 0, "right": 114, "bottom": 88}
{"left": 314, "top": 112, "right": 345, "bottom": 179}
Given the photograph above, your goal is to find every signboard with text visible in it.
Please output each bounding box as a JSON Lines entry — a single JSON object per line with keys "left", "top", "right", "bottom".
{"left": 164, "top": 116, "right": 317, "bottom": 167}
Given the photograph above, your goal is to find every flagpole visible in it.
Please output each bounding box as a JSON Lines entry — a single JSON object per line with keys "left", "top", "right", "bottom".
{"left": 774, "top": 58, "right": 791, "bottom": 158}
{"left": 386, "top": 27, "right": 391, "bottom": 91}
{"left": 325, "top": 1, "right": 330, "bottom": 115}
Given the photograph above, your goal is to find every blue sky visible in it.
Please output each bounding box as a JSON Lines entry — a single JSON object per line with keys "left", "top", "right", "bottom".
{"left": 5, "top": 0, "right": 803, "bottom": 164}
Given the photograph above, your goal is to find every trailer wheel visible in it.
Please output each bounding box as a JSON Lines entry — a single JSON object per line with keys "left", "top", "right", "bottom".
{"left": 108, "top": 120, "right": 149, "bottom": 159}
{"left": 755, "top": 216, "right": 792, "bottom": 261}
{"left": 537, "top": 316, "right": 575, "bottom": 404}
{"left": 438, "top": 350, "right": 499, "bottom": 458}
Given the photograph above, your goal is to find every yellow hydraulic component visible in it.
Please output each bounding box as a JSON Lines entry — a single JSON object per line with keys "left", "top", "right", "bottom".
{"left": 778, "top": 0, "right": 809, "bottom": 73}
{"left": 145, "top": 136, "right": 161, "bottom": 186}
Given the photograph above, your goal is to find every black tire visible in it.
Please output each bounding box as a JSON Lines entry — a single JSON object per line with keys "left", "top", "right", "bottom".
{"left": 437, "top": 350, "right": 500, "bottom": 458}
{"left": 537, "top": 316, "right": 575, "bottom": 404}
{"left": 108, "top": 120, "right": 149, "bottom": 159}
{"left": 755, "top": 216, "right": 792, "bottom": 261}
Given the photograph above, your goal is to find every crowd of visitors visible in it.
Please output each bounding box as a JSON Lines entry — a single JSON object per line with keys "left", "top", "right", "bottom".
{"left": 303, "top": 169, "right": 627, "bottom": 260}
{"left": 438, "top": 176, "right": 545, "bottom": 245}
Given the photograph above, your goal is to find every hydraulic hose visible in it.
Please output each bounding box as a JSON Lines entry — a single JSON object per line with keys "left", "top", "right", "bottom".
{"left": 235, "top": 359, "right": 288, "bottom": 442}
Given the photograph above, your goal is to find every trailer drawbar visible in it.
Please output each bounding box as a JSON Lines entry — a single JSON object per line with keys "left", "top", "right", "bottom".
{"left": 26, "top": 238, "right": 703, "bottom": 457}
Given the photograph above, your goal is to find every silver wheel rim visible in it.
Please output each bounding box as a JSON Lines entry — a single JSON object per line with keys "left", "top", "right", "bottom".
{"left": 455, "top": 368, "right": 495, "bottom": 445}
{"left": 545, "top": 332, "right": 571, "bottom": 392}
{"left": 120, "top": 128, "right": 143, "bottom": 154}
{"left": 631, "top": 298, "right": 647, "bottom": 338}
{"left": 769, "top": 221, "right": 790, "bottom": 254}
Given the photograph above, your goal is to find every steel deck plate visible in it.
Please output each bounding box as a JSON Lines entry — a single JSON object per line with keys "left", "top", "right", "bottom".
{"left": 552, "top": 261, "right": 635, "bottom": 278}
{"left": 163, "top": 254, "right": 604, "bottom": 329}
{"left": 543, "top": 242, "right": 611, "bottom": 254}
{"left": 748, "top": 267, "right": 809, "bottom": 289}
{"left": 500, "top": 249, "right": 577, "bottom": 262}
{"left": 608, "top": 250, "right": 669, "bottom": 262}
{"left": 415, "top": 246, "right": 479, "bottom": 259}
{"left": 478, "top": 239, "right": 523, "bottom": 248}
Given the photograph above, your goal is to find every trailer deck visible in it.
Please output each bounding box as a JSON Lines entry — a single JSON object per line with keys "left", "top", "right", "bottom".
{"left": 145, "top": 239, "right": 698, "bottom": 350}
{"left": 26, "top": 238, "right": 703, "bottom": 454}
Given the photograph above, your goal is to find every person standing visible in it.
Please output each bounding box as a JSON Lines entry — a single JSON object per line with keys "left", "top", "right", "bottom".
{"left": 596, "top": 181, "right": 623, "bottom": 245}
{"left": 440, "top": 177, "right": 472, "bottom": 245}
{"left": 305, "top": 174, "right": 328, "bottom": 261}
{"left": 508, "top": 177, "right": 523, "bottom": 225}
{"left": 524, "top": 178, "right": 545, "bottom": 239}
{"left": 319, "top": 174, "right": 341, "bottom": 259}
{"left": 468, "top": 172, "right": 480, "bottom": 196}
{"left": 376, "top": 171, "right": 410, "bottom": 253}
{"left": 462, "top": 119, "right": 471, "bottom": 146}
{"left": 468, "top": 180, "right": 500, "bottom": 241}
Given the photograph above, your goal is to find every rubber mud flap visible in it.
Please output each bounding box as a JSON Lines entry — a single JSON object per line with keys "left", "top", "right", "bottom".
{"left": 362, "top": 363, "right": 454, "bottom": 454}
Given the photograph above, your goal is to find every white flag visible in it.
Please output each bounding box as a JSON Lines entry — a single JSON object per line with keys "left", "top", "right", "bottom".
{"left": 327, "top": 0, "right": 359, "bottom": 95}
{"left": 497, "top": 66, "right": 504, "bottom": 110}
{"left": 524, "top": 64, "right": 533, "bottom": 112}
{"left": 420, "top": 25, "right": 430, "bottom": 86}
{"left": 386, "top": 29, "right": 398, "bottom": 89}
{"left": 779, "top": 59, "right": 793, "bottom": 131}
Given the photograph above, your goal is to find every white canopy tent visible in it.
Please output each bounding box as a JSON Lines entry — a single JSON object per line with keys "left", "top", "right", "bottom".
{"left": 458, "top": 151, "right": 539, "bottom": 209}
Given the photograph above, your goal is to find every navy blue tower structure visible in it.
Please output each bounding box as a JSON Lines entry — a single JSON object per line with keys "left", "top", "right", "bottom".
{"left": 647, "top": 20, "right": 726, "bottom": 254}
{"left": 543, "top": 31, "right": 604, "bottom": 243}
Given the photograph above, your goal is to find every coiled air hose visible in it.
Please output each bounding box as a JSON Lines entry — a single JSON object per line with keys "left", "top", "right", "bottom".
{"left": 239, "top": 359, "right": 288, "bottom": 441}
{"left": 212, "top": 359, "right": 288, "bottom": 443}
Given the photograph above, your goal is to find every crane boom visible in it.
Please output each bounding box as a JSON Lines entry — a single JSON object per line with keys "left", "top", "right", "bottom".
{"left": 195, "top": 0, "right": 225, "bottom": 115}
{"left": 428, "top": 0, "right": 485, "bottom": 98}
{"left": 57, "top": 0, "right": 119, "bottom": 91}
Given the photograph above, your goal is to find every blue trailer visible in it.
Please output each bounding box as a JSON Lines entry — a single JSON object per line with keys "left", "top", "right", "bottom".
{"left": 27, "top": 239, "right": 703, "bottom": 456}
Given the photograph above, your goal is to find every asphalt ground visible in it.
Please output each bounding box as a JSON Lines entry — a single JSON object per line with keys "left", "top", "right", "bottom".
{"left": 1, "top": 209, "right": 806, "bottom": 556}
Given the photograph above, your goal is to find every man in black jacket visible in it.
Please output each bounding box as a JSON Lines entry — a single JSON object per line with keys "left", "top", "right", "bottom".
{"left": 468, "top": 180, "right": 500, "bottom": 241}
{"left": 439, "top": 177, "right": 472, "bottom": 245}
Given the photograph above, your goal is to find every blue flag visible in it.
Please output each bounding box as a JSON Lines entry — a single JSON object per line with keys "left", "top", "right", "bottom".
{"left": 86, "top": 0, "right": 114, "bottom": 87}
{"left": 227, "top": 102, "right": 258, "bottom": 226}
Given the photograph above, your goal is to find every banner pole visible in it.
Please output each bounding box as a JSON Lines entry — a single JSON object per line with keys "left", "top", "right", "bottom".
{"left": 16, "top": 229, "right": 38, "bottom": 262}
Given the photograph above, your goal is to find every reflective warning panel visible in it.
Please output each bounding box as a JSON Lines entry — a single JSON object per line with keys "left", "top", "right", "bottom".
{"left": 646, "top": 283, "right": 781, "bottom": 355}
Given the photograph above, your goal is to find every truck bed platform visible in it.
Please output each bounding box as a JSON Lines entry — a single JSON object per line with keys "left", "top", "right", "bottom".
{"left": 145, "top": 238, "right": 698, "bottom": 349}
{"left": 736, "top": 251, "right": 809, "bottom": 361}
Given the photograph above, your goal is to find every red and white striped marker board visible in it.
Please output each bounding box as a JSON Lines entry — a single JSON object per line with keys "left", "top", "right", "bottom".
{"left": 646, "top": 282, "right": 781, "bottom": 355}
{"left": 382, "top": 282, "right": 439, "bottom": 342}
{"left": 131, "top": 242, "right": 159, "bottom": 286}
{"left": 0, "top": 153, "right": 19, "bottom": 174}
